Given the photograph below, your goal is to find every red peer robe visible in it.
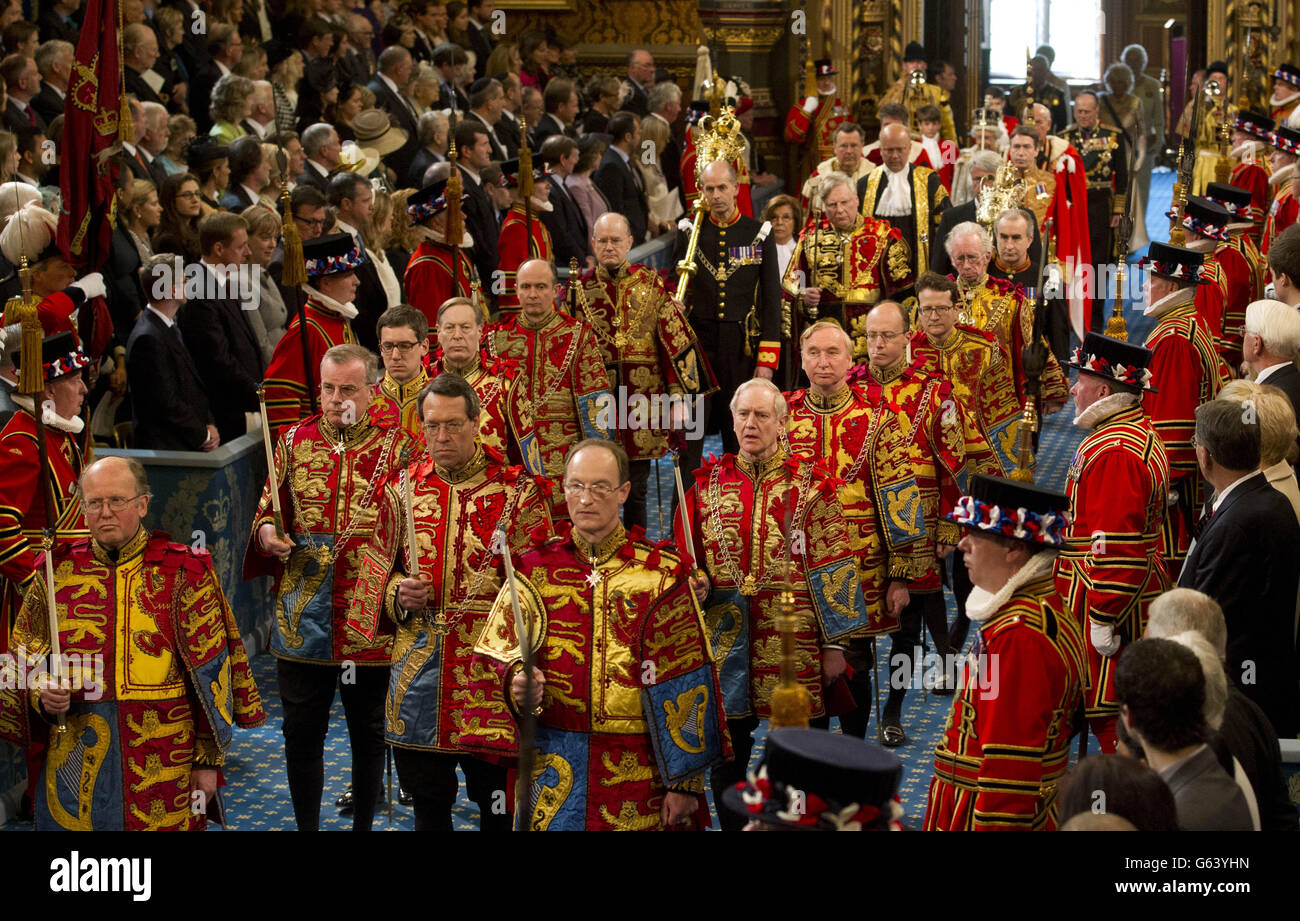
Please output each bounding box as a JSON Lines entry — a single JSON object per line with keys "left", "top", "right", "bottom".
{"left": 496, "top": 203, "right": 554, "bottom": 317}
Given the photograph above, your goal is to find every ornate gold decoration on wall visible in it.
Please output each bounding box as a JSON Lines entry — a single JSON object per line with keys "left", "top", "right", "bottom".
{"left": 503, "top": 0, "right": 700, "bottom": 46}
{"left": 500, "top": 0, "right": 577, "bottom": 10}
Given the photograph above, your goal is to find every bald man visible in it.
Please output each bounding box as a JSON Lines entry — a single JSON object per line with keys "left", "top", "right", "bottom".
{"left": 857, "top": 122, "right": 950, "bottom": 287}
{"left": 572, "top": 212, "right": 716, "bottom": 530}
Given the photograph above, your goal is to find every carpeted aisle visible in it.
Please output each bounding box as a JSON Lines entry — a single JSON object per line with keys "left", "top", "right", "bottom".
{"left": 4, "top": 171, "right": 1175, "bottom": 832}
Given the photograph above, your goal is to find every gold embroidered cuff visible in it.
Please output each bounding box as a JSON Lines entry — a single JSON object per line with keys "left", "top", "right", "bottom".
{"left": 1113, "top": 194, "right": 1127, "bottom": 214}
{"left": 936, "top": 519, "right": 962, "bottom": 546}
{"left": 384, "top": 573, "right": 405, "bottom": 624}
{"left": 669, "top": 773, "right": 707, "bottom": 795}
{"left": 887, "top": 557, "right": 913, "bottom": 581}
{"left": 193, "top": 733, "right": 226, "bottom": 767}
{"left": 755, "top": 341, "right": 781, "bottom": 369}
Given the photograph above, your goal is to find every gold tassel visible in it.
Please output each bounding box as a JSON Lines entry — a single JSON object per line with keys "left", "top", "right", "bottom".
{"left": 280, "top": 184, "right": 306, "bottom": 287}
{"left": 445, "top": 134, "right": 464, "bottom": 246}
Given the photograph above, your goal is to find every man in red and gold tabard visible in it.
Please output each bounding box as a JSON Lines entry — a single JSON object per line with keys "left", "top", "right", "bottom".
{"left": 1138, "top": 240, "right": 1231, "bottom": 578}
{"left": 573, "top": 211, "right": 717, "bottom": 529}
{"left": 402, "top": 173, "right": 478, "bottom": 334}
{"left": 910, "top": 272, "right": 1024, "bottom": 655}
{"left": 1262, "top": 125, "right": 1300, "bottom": 255}
{"left": 496, "top": 157, "right": 555, "bottom": 317}
{"left": 1228, "top": 112, "right": 1273, "bottom": 246}
{"left": 1055, "top": 333, "right": 1171, "bottom": 753}
{"left": 676, "top": 377, "right": 870, "bottom": 828}
{"left": 488, "top": 259, "right": 611, "bottom": 518}
{"left": 783, "top": 172, "right": 913, "bottom": 364}
{"left": 430, "top": 296, "right": 519, "bottom": 463}
{"left": 246, "top": 344, "right": 418, "bottom": 831}
{"left": 785, "top": 58, "right": 850, "bottom": 174}
{"left": 460, "top": 439, "right": 731, "bottom": 830}
{"left": 263, "top": 233, "right": 364, "bottom": 439}
{"left": 949, "top": 218, "right": 1069, "bottom": 412}
{"left": 5, "top": 457, "right": 265, "bottom": 830}
{"left": 351, "top": 374, "right": 551, "bottom": 830}
{"left": 369, "top": 305, "right": 431, "bottom": 441}
{"left": 861, "top": 302, "right": 998, "bottom": 746}
{"left": 1205, "top": 181, "right": 1267, "bottom": 311}
{"left": 0, "top": 329, "right": 89, "bottom": 815}
{"left": 923, "top": 474, "right": 1084, "bottom": 831}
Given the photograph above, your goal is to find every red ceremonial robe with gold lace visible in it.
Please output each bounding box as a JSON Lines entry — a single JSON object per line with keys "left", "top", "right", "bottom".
{"left": 263, "top": 295, "right": 358, "bottom": 439}
{"left": 496, "top": 205, "right": 554, "bottom": 316}
{"left": 244, "top": 414, "right": 416, "bottom": 664}
{"left": 428, "top": 349, "right": 520, "bottom": 464}
{"left": 459, "top": 524, "right": 732, "bottom": 830}
{"left": 4, "top": 528, "right": 265, "bottom": 830}
{"left": 674, "top": 450, "right": 870, "bottom": 718}
{"left": 572, "top": 261, "right": 718, "bottom": 461}
{"left": 1055, "top": 398, "right": 1170, "bottom": 725}
{"left": 1230, "top": 161, "right": 1269, "bottom": 245}
{"left": 1143, "top": 295, "right": 1232, "bottom": 574}
{"left": 1206, "top": 240, "right": 1253, "bottom": 367}
{"left": 487, "top": 310, "right": 612, "bottom": 515}
{"left": 0, "top": 407, "right": 87, "bottom": 746}
{"left": 350, "top": 445, "right": 551, "bottom": 752}
{"left": 924, "top": 561, "right": 1084, "bottom": 831}
{"left": 404, "top": 238, "right": 475, "bottom": 333}
{"left": 369, "top": 368, "right": 431, "bottom": 442}
{"left": 1263, "top": 184, "right": 1299, "bottom": 254}
{"left": 909, "top": 324, "right": 1022, "bottom": 477}
{"left": 956, "top": 273, "right": 1070, "bottom": 408}
{"left": 784, "top": 93, "right": 849, "bottom": 167}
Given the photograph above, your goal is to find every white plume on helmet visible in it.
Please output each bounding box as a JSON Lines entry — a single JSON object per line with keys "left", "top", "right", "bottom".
{"left": 0, "top": 200, "right": 59, "bottom": 266}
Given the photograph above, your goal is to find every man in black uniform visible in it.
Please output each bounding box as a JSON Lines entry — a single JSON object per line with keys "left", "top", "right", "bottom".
{"left": 1062, "top": 91, "right": 1129, "bottom": 333}
{"left": 1008, "top": 55, "right": 1068, "bottom": 132}
{"left": 673, "top": 159, "right": 781, "bottom": 481}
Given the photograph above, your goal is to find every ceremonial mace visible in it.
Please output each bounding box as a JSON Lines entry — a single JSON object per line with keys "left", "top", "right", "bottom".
{"left": 256, "top": 385, "right": 286, "bottom": 539}
{"left": 768, "top": 491, "right": 810, "bottom": 729}
{"left": 7, "top": 185, "right": 66, "bottom": 733}
{"left": 1107, "top": 145, "right": 1138, "bottom": 341}
{"left": 498, "top": 530, "right": 537, "bottom": 831}
{"left": 1011, "top": 217, "right": 1054, "bottom": 483}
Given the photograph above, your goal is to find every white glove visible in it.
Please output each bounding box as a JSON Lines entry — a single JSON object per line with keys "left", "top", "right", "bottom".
{"left": 71, "top": 272, "right": 107, "bottom": 301}
{"left": 802, "top": 96, "right": 819, "bottom": 115}
{"left": 1090, "top": 621, "right": 1121, "bottom": 657}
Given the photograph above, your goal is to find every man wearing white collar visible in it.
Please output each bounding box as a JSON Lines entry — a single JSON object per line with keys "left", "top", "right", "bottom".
{"left": 1227, "top": 113, "right": 1272, "bottom": 237}
{"left": 1140, "top": 238, "right": 1233, "bottom": 575}
{"left": 1180, "top": 195, "right": 1254, "bottom": 366}
{"left": 1241, "top": 298, "right": 1300, "bottom": 440}
{"left": 1271, "top": 64, "right": 1300, "bottom": 126}
{"left": 857, "top": 122, "right": 949, "bottom": 283}
{"left": 925, "top": 474, "right": 1083, "bottom": 831}
{"left": 0, "top": 328, "right": 90, "bottom": 804}
{"left": 1262, "top": 124, "right": 1300, "bottom": 253}
{"left": 263, "top": 232, "right": 366, "bottom": 437}
{"left": 1055, "top": 332, "right": 1171, "bottom": 754}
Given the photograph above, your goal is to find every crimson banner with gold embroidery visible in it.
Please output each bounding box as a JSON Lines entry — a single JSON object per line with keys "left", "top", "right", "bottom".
{"left": 58, "top": 0, "right": 122, "bottom": 271}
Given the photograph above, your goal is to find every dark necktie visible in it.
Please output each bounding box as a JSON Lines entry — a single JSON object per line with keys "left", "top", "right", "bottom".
{"left": 171, "top": 323, "right": 185, "bottom": 346}
{"left": 25, "top": 105, "right": 34, "bottom": 127}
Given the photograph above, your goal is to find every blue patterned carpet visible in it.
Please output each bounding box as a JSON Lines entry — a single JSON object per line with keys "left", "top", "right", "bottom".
{"left": 3, "top": 172, "right": 1174, "bottom": 832}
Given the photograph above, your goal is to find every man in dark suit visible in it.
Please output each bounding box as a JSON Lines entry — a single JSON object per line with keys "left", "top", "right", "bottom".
{"left": 0, "top": 54, "right": 47, "bottom": 133}
{"left": 645, "top": 82, "right": 683, "bottom": 210}
{"left": 1178, "top": 399, "right": 1300, "bottom": 737}
{"left": 465, "top": 77, "right": 508, "bottom": 161}
{"left": 186, "top": 23, "right": 243, "bottom": 135}
{"left": 297, "top": 123, "right": 341, "bottom": 193}
{"left": 432, "top": 43, "right": 470, "bottom": 113}
{"left": 367, "top": 46, "right": 422, "bottom": 181}
{"left": 1147, "top": 589, "right": 1300, "bottom": 830}
{"left": 328, "top": 172, "right": 388, "bottom": 353}
{"left": 453, "top": 121, "right": 500, "bottom": 307}
{"left": 592, "top": 112, "right": 649, "bottom": 244}
{"left": 539, "top": 135, "right": 589, "bottom": 265}
{"left": 220, "top": 136, "right": 265, "bottom": 212}
{"left": 495, "top": 73, "right": 523, "bottom": 158}
{"left": 32, "top": 40, "right": 73, "bottom": 126}
{"left": 406, "top": 111, "right": 449, "bottom": 188}
{"left": 1116, "top": 638, "right": 1255, "bottom": 831}
{"left": 127, "top": 254, "right": 219, "bottom": 451}
{"left": 123, "top": 23, "right": 165, "bottom": 106}
{"left": 619, "top": 48, "right": 653, "bottom": 117}
{"left": 466, "top": 0, "right": 496, "bottom": 80}
{"left": 38, "top": 0, "right": 82, "bottom": 46}
{"left": 1242, "top": 298, "right": 1300, "bottom": 429}
{"left": 177, "top": 212, "right": 266, "bottom": 444}
{"left": 531, "top": 78, "right": 578, "bottom": 149}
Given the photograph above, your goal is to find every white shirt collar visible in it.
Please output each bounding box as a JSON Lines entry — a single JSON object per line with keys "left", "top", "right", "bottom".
{"left": 241, "top": 182, "right": 260, "bottom": 204}
{"left": 303, "top": 283, "right": 359, "bottom": 319}
{"left": 612, "top": 145, "right": 631, "bottom": 165}
{"left": 379, "top": 73, "right": 400, "bottom": 95}
{"left": 1212, "top": 470, "right": 1261, "bottom": 513}
{"left": 1256, "top": 362, "right": 1289, "bottom": 384}
{"left": 217, "top": 60, "right": 231, "bottom": 77}
{"left": 146, "top": 304, "right": 176, "bottom": 327}
{"left": 10, "top": 98, "right": 28, "bottom": 112}
{"left": 309, "top": 159, "right": 330, "bottom": 177}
